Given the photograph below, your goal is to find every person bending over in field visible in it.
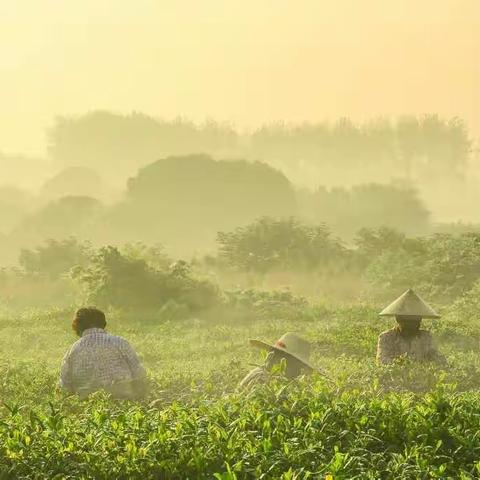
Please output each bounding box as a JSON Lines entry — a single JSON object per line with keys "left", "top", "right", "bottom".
{"left": 376, "top": 289, "right": 446, "bottom": 366}
{"left": 239, "top": 332, "right": 315, "bottom": 390}
{"left": 60, "top": 307, "right": 147, "bottom": 400}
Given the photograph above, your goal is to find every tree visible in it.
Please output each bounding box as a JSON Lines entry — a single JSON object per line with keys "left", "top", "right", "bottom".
{"left": 217, "top": 217, "right": 345, "bottom": 273}
{"left": 72, "top": 246, "right": 220, "bottom": 311}
{"left": 19, "top": 238, "right": 93, "bottom": 279}
{"left": 0, "top": 186, "right": 32, "bottom": 234}
{"left": 13, "top": 196, "right": 105, "bottom": 245}
{"left": 47, "top": 111, "right": 239, "bottom": 181}
{"left": 396, "top": 116, "right": 421, "bottom": 180}
{"left": 418, "top": 115, "right": 471, "bottom": 181}
{"left": 0, "top": 151, "right": 50, "bottom": 190}
{"left": 424, "top": 233, "right": 480, "bottom": 300}
{"left": 47, "top": 111, "right": 473, "bottom": 191}
{"left": 120, "top": 242, "right": 171, "bottom": 270}
{"left": 311, "top": 183, "right": 430, "bottom": 238}
{"left": 108, "top": 154, "right": 298, "bottom": 253}
{"left": 39, "top": 167, "right": 106, "bottom": 201}
{"left": 363, "top": 232, "right": 480, "bottom": 303}
{"left": 354, "top": 227, "right": 408, "bottom": 269}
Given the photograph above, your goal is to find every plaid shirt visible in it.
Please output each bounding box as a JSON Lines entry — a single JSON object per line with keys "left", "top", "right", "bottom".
{"left": 239, "top": 366, "right": 270, "bottom": 390}
{"left": 376, "top": 328, "right": 445, "bottom": 365}
{"left": 60, "top": 328, "right": 146, "bottom": 396}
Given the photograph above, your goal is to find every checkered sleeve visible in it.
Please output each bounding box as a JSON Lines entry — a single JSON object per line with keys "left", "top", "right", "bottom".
{"left": 117, "top": 339, "right": 146, "bottom": 380}
{"left": 239, "top": 367, "right": 269, "bottom": 390}
{"left": 376, "top": 332, "right": 396, "bottom": 365}
{"left": 59, "top": 348, "right": 74, "bottom": 391}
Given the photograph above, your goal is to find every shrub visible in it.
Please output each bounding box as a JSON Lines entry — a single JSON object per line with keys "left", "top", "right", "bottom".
{"left": 107, "top": 154, "right": 298, "bottom": 252}
{"left": 217, "top": 217, "right": 346, "bottom": 273}
{"left": 19, "top": 238, "right": 93, "bottom": 279}
{"left": 224, "top": 288, "right": 310, "bottom": 321}
{"left": 72, "top": 246, "right": 220, "bottom": 312}
{"left": 311, "top": 183, "right": 430, "bottom": 237}
{"left": 120, "top": 242, "right": 172, "bottom": 270}
{"left": 354, "top": 227, "right": 412, "bottom": 266}
{"left": 444, "top": 280, "right": 480, "bottom": 327}
{"left": 14, "top": 195, "right": 104, "bottom": 244}
{"left": 363, "top": 232, "right": 480, "bottom": 303}
{"left": 424, "top": 234, "right": 480, "bottom": 300}
{"left": 0, "top": 267, "right": 79, "bottom": 308}
{"left": 39, "top": 167, "right": 105, "bottom": 201}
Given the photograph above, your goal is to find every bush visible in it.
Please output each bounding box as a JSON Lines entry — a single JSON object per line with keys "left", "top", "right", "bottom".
{"left": 19, "top": 238, "right": 93, "bottom": 279}
{"left": 3, "top": 383, "right": 480, "bottom": 479}
{"left": 120, "top": 242, "right": 172, "bottom": 270}
{"left": 39, "top": 167, "right": 106, "bottom": 201}
{"left": 224, "top": 288, "right": 310, "bottom": 321}
{"left": 0, "top": 186, "right": 32, "bottom": 234}
{"left": 311, "top": 183, "right": 430, "bottom": 237}
{"left": 217, "top": 217, "right": 346, "bottom": 273}
{"left": 0, "top": 267, "right": 79, "bottom": 308}
{"left": 363, "top": 246, "right": 427, "bottom": 301}
{"left": 354, "top": 227, "right": 412, "bottom": 266}
{"left": 107, "top": 155, "right": 298, "bottom": 253}
{"left": 445, "top": 280, "right": 480, "bottom": 327}
{"left": 13, "top": 195, "right": 104, "bottom": 244}
{"left": 72, "top": 246, "right": 220, "bottom": 312}
{"left": 363, "top": 232, "right": 480, "bottom": 303}
{"left": 425, "top": 234, "right": 480, "bottom": 300}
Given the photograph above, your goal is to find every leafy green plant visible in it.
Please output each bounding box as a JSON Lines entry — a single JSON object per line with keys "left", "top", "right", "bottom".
{"left": 19, "top": 237, "right": 93, "bottom": 279}
{"left": 217, "top": 217, "right": 346, "bottom": 273}
{"left": 72, "top": 246, "right": 220, "bottom": 312}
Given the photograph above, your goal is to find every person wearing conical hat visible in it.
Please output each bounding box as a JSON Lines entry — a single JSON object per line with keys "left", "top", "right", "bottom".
{"left": 376, "top": 289, "right": 446, "bottom": 365}
{"left": 239, "top": 332, "right": 315, "bottom": 390}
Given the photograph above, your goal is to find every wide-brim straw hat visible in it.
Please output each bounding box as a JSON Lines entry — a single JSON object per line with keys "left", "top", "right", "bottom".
{"left": 249, "top": 332, "right": 315, "bottom": 371}
{"left": 379, "top": 288, "right": 441, "bottom": 319}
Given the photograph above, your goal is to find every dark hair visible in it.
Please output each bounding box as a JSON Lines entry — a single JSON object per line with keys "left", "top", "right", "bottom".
{"left": 72, "top": 307, "right": 107, "bottom": 336}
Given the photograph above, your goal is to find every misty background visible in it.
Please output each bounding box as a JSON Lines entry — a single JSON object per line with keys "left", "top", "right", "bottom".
{"left": 0, "top": 0, "right": 479, "bottom": 266}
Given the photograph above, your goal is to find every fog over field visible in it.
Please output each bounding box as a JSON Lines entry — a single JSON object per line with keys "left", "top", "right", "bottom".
{"left": 1, "top": 3, "right": 480, "bottom": 478}
{"left": 1, "top": 1, "right": 479, "bottom": 260}
{"left": 1, "top": 112, "right": 479, "bottom": 264}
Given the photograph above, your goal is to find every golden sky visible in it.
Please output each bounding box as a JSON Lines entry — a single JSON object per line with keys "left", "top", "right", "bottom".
{"left": 1, "top": 0, "right": 479, "bottom": 155}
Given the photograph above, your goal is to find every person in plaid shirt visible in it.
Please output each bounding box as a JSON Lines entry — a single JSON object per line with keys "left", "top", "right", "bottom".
{"left": 60, "top": 307, "right": 147, "bottom": 399}
{"left": 376, "top": 289, "right": 446, "bottom": 366}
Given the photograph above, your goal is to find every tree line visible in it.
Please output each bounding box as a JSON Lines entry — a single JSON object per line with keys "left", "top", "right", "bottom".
{"left": 0, "top": 154, "right": 431, "bottom": 266}
{"left": 2, "top": 218, "right": 480, "bottom": 311}
{"left": 47, "top": 111, "right": 473, "bottom": 187}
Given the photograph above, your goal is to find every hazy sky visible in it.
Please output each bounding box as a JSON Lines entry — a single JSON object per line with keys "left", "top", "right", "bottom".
{"left": 1, "top": 0, "right": 479, "bottom": 156}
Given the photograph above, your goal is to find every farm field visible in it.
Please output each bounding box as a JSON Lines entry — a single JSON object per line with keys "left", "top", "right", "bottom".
{"left": 2, "top": 2, "right": 479, "bottom": 478}
{"left": 2, "top": 291, "right": 480, "bottom": 479}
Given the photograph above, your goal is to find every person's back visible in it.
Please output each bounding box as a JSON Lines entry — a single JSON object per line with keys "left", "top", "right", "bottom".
{"left": 60, "top": 308, "right": 147, "bottom": 399}
{"left": 376, "top": 327, "right": 439, "bottom": 364}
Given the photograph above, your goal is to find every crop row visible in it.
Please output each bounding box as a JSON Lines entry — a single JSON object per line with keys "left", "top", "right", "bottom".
{"left": 1, "top": 380, "right": 480, "bottom": 479}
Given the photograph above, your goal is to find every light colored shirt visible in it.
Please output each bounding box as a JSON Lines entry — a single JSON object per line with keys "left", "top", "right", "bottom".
{"left": 376, "top": 328, "right": 445, "bottom": 365}
{"left": 239, "top": 366, "right": 271, "bottom": 390}
{"left": 60, "top": 328, "right": 146, "bottom": 398}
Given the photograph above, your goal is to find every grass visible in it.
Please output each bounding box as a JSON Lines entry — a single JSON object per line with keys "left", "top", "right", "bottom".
{"left": 1, "top": 296, "right": 480, "bottom": 478}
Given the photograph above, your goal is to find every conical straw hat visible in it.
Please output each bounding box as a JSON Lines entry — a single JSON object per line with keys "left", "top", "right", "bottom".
{"left": 249, "top": 332, "right": 315, "bottom": 371}
{"left": 379, "top": 289, "right": 440, "bottom": 319}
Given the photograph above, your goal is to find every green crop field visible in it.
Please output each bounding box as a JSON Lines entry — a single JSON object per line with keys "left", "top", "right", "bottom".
{"left": 2, "top": 291, "right": 480, "bottom": 479}
{"left": 2, "top": 5, "right": 479, "bottom": 477}
{"left": 3, "top": 200, "right": 480, "bottom": 479}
